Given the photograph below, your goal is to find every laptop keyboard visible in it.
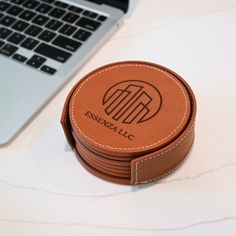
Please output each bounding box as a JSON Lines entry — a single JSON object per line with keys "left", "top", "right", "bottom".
{"left": 0, "top": 0, "right": 107, "bottom": 75}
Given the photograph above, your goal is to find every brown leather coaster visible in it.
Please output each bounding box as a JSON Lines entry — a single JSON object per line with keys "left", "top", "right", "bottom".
{"left": 61, "top": 61, "right": 196, "bottom": 185}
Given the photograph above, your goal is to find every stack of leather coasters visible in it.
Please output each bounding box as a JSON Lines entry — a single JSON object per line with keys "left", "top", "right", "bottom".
{"left": 61, "top": 61, "right": 197, "bottom": 185}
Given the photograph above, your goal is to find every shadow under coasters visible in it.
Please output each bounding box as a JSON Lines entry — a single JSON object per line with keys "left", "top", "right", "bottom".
{"left": 61, "top": 61, "right": 197, "bottom": 185}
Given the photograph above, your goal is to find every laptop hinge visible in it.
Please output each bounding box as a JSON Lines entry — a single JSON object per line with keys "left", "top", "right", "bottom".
{"left": 86, "top": 0, "right": 102, "bottom": 5}
{"left": 86, "top": 0, "right": 129, "bottom": 13}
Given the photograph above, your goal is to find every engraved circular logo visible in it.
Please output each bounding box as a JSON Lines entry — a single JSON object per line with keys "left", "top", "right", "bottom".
{"left": 102, "top": 80, "right": 162, "bottom": 124}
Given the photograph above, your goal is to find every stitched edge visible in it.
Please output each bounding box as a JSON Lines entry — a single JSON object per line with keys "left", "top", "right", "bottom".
{"left": 135, "top": 122, "right": 194, "bottom": 184}
{"left": 135, "top": 154, "right": 188, "bottom": 184}
{"left": 71, "top": 64, "right": 188, "bottom": 151}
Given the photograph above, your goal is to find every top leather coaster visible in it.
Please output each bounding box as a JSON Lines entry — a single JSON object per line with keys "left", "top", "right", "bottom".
{"left": 69, "top": 61, "right": 191, "bottom": 157}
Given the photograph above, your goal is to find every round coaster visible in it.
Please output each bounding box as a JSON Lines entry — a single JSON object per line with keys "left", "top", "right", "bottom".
{"left": 61, "top": 61, "right": 197, "bottom": 185}
{"left": 69, "top": 61, "right": 191, "bottom": 157}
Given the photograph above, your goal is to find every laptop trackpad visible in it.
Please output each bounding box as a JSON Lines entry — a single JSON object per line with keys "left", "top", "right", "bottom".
{"left": 0, "top": 58, "right": 57, "bottom": 145}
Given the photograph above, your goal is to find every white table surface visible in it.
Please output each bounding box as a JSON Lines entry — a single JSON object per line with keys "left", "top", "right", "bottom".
{"left": 1, "top": 0, "right": 236, "bottom": 235}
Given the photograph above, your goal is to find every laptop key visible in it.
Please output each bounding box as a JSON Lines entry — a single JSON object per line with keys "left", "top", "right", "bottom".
{"left": 68, "top": 5, "right": 83, "bottom": 14}
{"left": 52, "top": 35, "right": 81, "bottom": 52}
{"left": 0, "top": 2, "right": 11, "bottom": 11}
{"left": 19, "top": 10, "right": 36, "bottom": 20}
{"left": 73, "top": 29, "right": 91, "bottom": 42}
{"left": 35, "top": 42, "right": 71, "bottom": 63}
{"left": 0, "top": 27, "right": 12, "bottom": 39}
{"left": 31, "top": 54, "right": 46, "bottom": 64}
{"left": 76, "top": 17, "right": 101, "bottom": 31}
{"left": 0, "top": 15, "right": 16, "bottom": 27}
{"left": 54, "top": 1, "right": 68, "bottom": 9}
{"left": 49, "top": 7, "right": 65, "bottom": 18}
{"left": 25, "top": 25, "right": 42, "bottom": 36}
{"left": 12, "top": 53, "right": 27, "bottom": 62}
{"left": 38, "top": 29, "right": 56, "bottom": 42}
{"left": 62, "top": 12, "right": 79, "bottom": 23}
{"left": 7, "top": 32, "right": 25, "bottom": 44}
{"left": 0, "top": 39, "right": 4, "bottom": 47}
{"left": 41, "top": 65, "right": 56, "bottom": 75}
{"left": 83, "top": 10, "right": 98, "bottom": 19}
{"left": 97, "top": 15, "right": 107, "bottom": 22}
{"left": 10, "top": 0, "right": 25, "bottom": 4}
{"left": 32, "top": 14, "right": 49, "bottom": 25}
{"left": 26, "top": 59, "right": 42, "bottom": 68}
{"left": 12, "top": 20, "right": 29, "bottom": 31}
{"left": 41, "top": 0, "right": 54, "bottom": 3}
{"left": 23, "top": 0, "right": 40, "bottom": 9}
{"left": 59, "top": 24, "right": 76, "bottom": 36}
{"left": 0, "top": 43, "right": 18, "bottom": 56}
{"left": 21, "top": 37, "right": 39, "bottom": 50}
{"left": 35, "top": 3, "right": 52, "bottom": 14}
{"left": 45, "top": 19, "right": 62, "bottom": 31}
{"left": 7, "top": 5, "right": 23, "bottom": 16}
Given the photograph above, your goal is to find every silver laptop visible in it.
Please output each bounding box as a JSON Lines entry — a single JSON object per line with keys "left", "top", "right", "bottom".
{"left": 0, "top": 0, "right": 129, "bottom": 145}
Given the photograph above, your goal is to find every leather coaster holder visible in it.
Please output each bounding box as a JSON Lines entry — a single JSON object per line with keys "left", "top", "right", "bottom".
{"left": 61, "top": 61, "right": 197, "bottom": 185}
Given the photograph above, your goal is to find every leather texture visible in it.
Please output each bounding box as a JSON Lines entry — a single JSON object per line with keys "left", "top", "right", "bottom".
{"left": 61, "top": 61, "right": 197, "bottom": 185}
